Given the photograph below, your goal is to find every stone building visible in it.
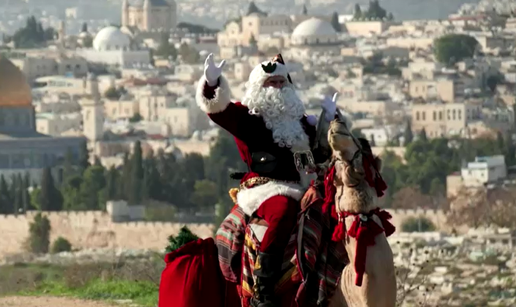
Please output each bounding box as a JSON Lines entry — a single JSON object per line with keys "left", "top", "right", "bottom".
{"left": 0, "top": 55, "right": 85, "bottom": 184}
{"left": 121, "top": 0, "right": 177, "bottom": 32}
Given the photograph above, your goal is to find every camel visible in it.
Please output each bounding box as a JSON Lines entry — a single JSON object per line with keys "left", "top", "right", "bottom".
{"left": 326, "top": 119, "right": 397, "bottom": 307}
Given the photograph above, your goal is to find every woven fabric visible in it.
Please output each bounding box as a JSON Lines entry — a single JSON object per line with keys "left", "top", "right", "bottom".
{"left": 215, "top": 204, "right": 249, "bottom": 283}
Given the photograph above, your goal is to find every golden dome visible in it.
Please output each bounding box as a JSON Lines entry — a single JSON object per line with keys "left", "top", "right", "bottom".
{"left": 0, "top": 55, "right": 32, "bottom": 107}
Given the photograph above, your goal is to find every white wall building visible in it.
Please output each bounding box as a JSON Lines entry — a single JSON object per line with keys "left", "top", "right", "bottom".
{"left": 461, "top": 155, "right": 507, "bottom": 187}
{"left": 76, "top": 26, "right": 151, "bottom": 68}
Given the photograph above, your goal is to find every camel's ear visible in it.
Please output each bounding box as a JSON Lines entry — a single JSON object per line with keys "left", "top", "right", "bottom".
{"left": 374, "top": 156, "right": 383, "bottom": 172}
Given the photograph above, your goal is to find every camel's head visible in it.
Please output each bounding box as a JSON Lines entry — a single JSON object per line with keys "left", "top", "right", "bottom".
{"left": 328, "top": 119, "right": 385, "bottom": 213}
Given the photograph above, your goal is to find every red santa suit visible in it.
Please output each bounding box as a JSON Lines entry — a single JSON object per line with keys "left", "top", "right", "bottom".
{"left": 195, "top": 58, "right": 325, "bottom": 255}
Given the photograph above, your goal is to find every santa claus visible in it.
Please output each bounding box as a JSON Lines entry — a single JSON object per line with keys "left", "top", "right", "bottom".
{"left": 196, "top": 53, "right": 339, "bottom": 307}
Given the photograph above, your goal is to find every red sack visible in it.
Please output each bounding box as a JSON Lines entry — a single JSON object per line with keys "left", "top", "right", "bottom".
{"left": 159, "top": 238, "right": 225, "bottom": 307}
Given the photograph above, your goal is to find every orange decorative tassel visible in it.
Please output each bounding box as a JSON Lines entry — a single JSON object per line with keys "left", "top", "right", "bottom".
{"left": 228, "top": 188, "right": 239, "bottom": 204}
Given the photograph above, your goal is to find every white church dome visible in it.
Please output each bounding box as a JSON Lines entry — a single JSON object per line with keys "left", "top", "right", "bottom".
{"left": 291, "top": 18, "right": 338, "bottom": 46}
{"left": 93, "top": 26, "right": 131, "bottom": 51}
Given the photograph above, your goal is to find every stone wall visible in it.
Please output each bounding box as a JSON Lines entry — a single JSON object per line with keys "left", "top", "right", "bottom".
{"left": 0, "top": 208, "right": 456, "bottom": 259}
{"left": 0, "top": 211, "right": 214, "bottom": 259}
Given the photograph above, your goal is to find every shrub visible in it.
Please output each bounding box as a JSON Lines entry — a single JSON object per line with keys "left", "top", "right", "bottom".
{"left": 51, "top": 237, "right": 72, "bottom": 254}
{"left": 27, "top": 213, "right": 51, "bottom": 254}
{"left": 401, "top": 216, "right": 436, "bottom": 232}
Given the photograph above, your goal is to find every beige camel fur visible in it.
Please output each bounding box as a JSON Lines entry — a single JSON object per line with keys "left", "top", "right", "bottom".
{"left": 327, "top": 119, "right": 397, "bottom": 307}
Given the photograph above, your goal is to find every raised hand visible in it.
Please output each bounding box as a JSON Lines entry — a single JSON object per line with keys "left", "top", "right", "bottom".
{"left": 204, "top": 53, "right": 226, "bottom": 86}
{"left": 322, "top": 92, "right": 338, "bottom": 122}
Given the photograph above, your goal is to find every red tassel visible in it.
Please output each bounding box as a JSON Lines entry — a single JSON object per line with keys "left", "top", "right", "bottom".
{"left": 331, "top": 222, "right": 345, "bottom": 241}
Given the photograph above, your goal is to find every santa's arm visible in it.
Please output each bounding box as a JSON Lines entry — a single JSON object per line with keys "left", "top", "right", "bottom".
{"left": 195, "top": 75, "right": 253, "bottom": 141}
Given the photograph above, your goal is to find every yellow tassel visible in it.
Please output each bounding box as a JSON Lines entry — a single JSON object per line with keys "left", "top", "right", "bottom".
{"left": 229, "top": 188, "right": 239, "bottom": 204}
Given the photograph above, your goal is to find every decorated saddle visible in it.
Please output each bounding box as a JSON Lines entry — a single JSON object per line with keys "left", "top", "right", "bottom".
{"left": 215, "top": 183, "right": 349, "bottom": 307}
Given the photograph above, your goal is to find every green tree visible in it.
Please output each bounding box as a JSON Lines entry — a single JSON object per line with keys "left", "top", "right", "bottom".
{"left": 155, "top": 32, "right": 177, "bottom": 60}
{"left": 404, "top": 120, "right": 414, "bottom": 145}
{"left": 13, "top": 175, "right": 23, "bottom": 214}
{"left": 0, "top": 175, "right": 11, "bottom": 213}
{"left": 190, "top": 180, "right": 219, "bottom": 211}
{"left": 433, "top": 34, "right": 479, "bottom": 65}
{"left": 129, "top": 113, "right": 143, "bottom": 123}
{"left": 418, "top": 128, "right": 428, "bottom": 142}
{"left": 143, "top": 155, "right": 162, "bottom": 201}
{"left": 120, "top": 152, "right": 132, "bottom": 200}
{"left": 39, "top": 168, "right": 63, "bottom": 211}
{"left": 179, "top": 43, "right": 200, "bottom": 64}
{"left": 364, "top": 0, "right": 387, "bottom": 20}
{"left": 82, "top": 36, "right": 93, "bottom": 48}
{"left": 81, "top": 23, "right": 88, "bottom": 33}
{"left": 30, "top": 188, "right": 41, "bottom": 211}
{"left": 79, "top": 165, "right": 106, "bottom": 210}
{"left": 105, "top": 166, "right": 120, "bottom": 200}
{"left": 50, "top": 237, "right": 72, "bottom": 254}
{"left": 129, "top": 141, "right": 144, "bottom": 205}
{"left": 330, "top": 12, "right": 341, "bottom": 32}
{"left": 62, "top": 148, "right": 75, "bottom": 181}
{"left": 302, "top": 4, "right": 308, "bottom": 15}
{"left": 61, "top": 175, "right": 83, "bottom": 210}
{"left": 353, "top": 4, "right": 363, "bottom": 20}
{"left": 387, "top": 12, "right": 394, "bottom": 20}
{"left": 79, "top": 140, "right": 90, "bottom": 174}
{"left": 249, "top": 34, "right": 257, "bottom": 46}
{"left": 246, "top": 1, "right": 266, "bottom": 16}
{"left": 104, "top": 86, "right": 121, "bottom": 100}
{"left": 401, "top": 217, "right": 436, "bottom": 232}
{"left": 7, "top": 16, "right": 56, "bottom": 48}
{"left": 504, "top": 131, "right": 515, "bottom": 166}
{"left": 28, "top": 213, "right": 51, "bottom": 254}
{"left": 22, "top": 173, "right": 31, "bottom": 212}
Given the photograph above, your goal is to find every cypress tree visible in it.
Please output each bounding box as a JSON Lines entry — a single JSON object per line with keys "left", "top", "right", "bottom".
{"left": 78, "top": 140, "right": 90, "bottom": 174}
{"left": 129, "top": 141, "right": 144, "bottom": 205}
{"left": 419, "top": 128, "right": 428, "bottom": 142}
{"left": 106, "top": 166, "right": 120, "bottom": 200}
{"left": 143, "top": 155, "right": 162, "bottom": 201}
{"left": 404, "top": 120, "right": 414, "bottom": 145}
{"left": 0, "top": 175, "right": 10, "bottom": 213}
{"left": 120, "top": 152, "right": 132, "bottom": 201}
{"left": 40, "top": 167, "right": 63, "bottom": 211}
{"left": 330, "top": 12, "right": 341, "bottom": 32}
{"left": 22, "top": 172, "right": 31, "bottom": 212}
{"left": 63, "top": 148, "right": 74, "bottom": 181}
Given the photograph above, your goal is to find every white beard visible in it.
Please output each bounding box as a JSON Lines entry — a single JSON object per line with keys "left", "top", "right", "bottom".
{"left": 242, "top": 85, "right": 310, "bottom": 151}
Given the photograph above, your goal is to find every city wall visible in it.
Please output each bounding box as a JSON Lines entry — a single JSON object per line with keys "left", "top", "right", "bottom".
{"left": 0, "top": 208, "right": 451, "bottom": 259}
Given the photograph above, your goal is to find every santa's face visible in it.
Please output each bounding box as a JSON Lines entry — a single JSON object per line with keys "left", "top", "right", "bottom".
{"left": 242, "top": 75, "right": 309, "bottom": 150}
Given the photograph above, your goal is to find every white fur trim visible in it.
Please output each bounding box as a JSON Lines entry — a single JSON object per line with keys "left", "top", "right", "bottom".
{"left": 195, "top": 75, "right": 231, "bottom": 114}
{"left": 246, "top": 62, "right": 290, "bottom": 89}
{"left": 236, "top": 181, "right": 305, "bottom": 216}
{"left": 249, "top": 224, "right": 268, "bottom": 242}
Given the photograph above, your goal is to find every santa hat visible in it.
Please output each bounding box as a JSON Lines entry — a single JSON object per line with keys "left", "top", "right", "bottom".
{"left": 246, "top": 54, "right": 293, "bottom": 88}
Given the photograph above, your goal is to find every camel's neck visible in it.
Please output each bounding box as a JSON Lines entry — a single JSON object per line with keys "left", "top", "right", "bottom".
{"left": 334, "top": 184, "right": 377, "bottom": 214}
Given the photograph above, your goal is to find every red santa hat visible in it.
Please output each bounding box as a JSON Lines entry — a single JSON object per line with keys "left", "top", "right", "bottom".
{"left": 246, "top": 54, "right": 293, "bottom": 88}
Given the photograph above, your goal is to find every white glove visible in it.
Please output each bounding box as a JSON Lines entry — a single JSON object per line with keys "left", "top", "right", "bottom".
{"left": 322, "top": 92, "right": 338, "bottom": 122}
{"left": 204, "top": 53, "right": 226, "bottom": 87}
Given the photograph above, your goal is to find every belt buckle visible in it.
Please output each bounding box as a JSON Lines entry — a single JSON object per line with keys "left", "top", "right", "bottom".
{"left": 293, "top": 150, "right": 316, "bottom": 172}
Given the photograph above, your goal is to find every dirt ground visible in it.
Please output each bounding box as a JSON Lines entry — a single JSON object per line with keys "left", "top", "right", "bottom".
{"left": 0, "top": 296, "right": 116, "bottom": 307}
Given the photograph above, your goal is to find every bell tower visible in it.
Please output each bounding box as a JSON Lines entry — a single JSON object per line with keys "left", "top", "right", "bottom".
{"left": 81, "top": 73, "right": 104, "bottom": 143}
